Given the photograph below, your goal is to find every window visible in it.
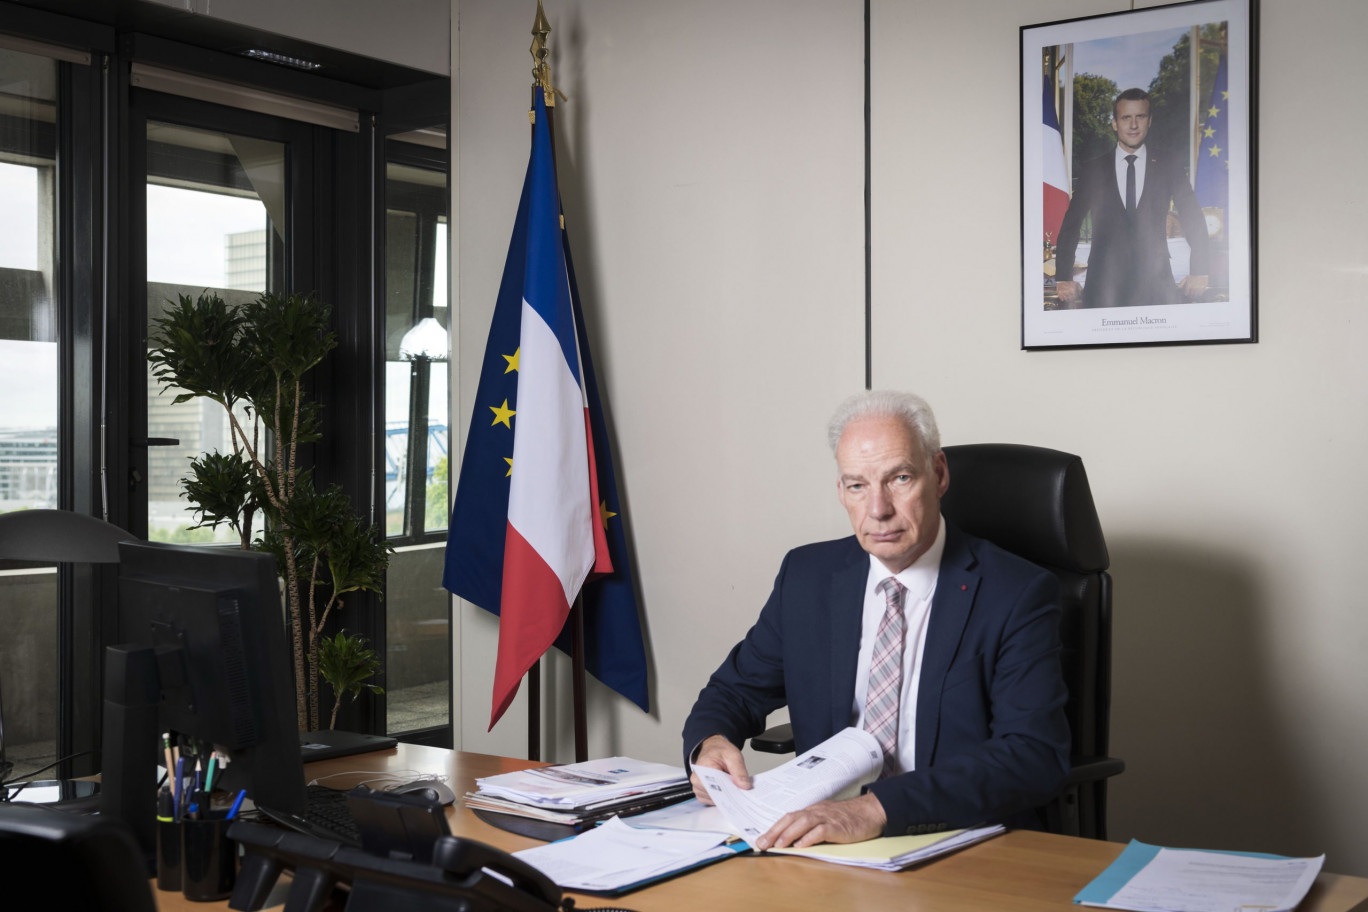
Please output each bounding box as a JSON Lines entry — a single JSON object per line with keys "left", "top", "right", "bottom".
{"left": 144, "top": 121, "right": 285, "bottom": 543}
{"left": 0, "top": 12, "right": 454, "bottom": 766}
{"left": 0, "top": 45, "right": 59, "bottom": 776}
{"left": 383, "top": 141, "right": 451, "bottom": 738}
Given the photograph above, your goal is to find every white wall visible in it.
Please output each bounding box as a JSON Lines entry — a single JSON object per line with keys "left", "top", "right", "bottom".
{"left": 873, "top": 0, "right": 1368, "bottom": 876}
{"left": 451, "top": 0, "right": 1368, "bottom": 878}
{"left": 452, "top": 0, "right": 864, "bottom": 763}
{"left": 145, "top": 0, "right": 450, "bottom": 75}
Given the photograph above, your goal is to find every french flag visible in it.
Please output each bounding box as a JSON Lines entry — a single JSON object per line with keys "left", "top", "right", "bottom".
{"left": 1042, "top": 67, "right": 1069, "bottom": 246}
{"left": 492, "top": 87, "right": 609, "bottom": 728}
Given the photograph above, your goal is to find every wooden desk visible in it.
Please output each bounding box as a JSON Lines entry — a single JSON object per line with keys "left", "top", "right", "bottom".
{"left": 153, "top": 743, "right": 1368, "bottom": 912}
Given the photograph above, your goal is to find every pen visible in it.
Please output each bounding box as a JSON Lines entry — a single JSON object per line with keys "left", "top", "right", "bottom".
{"left": 174, "top": 757, "right": 185, "bottom": 820}
{"left": 226, "top": 790, "right": 246, "bottom": 820}
{"left": 205, "top": 755, "right": 217, "bottom": 794}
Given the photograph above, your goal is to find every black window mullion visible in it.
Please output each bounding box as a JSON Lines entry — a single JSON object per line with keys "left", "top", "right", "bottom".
{"left": 58, "top": 51, "right": 106, "bottom": 779}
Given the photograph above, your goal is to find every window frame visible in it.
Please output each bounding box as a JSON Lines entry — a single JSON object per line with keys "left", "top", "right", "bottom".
{"left": 0, "top": 0, "right": 454, "bottom": 768}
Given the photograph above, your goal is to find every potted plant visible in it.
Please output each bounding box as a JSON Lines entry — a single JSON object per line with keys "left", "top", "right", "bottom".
{"left": 318, "top": 629, "right": 385, "bottom": 730}
{"left": 148, "top": 290, "right": 389, "bottom": 732}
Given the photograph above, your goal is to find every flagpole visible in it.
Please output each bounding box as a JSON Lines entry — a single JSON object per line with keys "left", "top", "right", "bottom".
{"left": 527, "top": 660, "right": 541, "bottom": 761}
{"left": 571, "top": 597, "right": 588, "bottom": 761}
{"left": 527, "top": 0, "right": 590, "bottom": 764}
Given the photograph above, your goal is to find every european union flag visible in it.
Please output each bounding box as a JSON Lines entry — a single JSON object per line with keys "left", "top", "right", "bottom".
{"left": 1194, "top": 51, "right": 1229, "bottom": 211}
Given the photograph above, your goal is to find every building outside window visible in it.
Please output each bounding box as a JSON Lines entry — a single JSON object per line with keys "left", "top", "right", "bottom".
{"left": 0, "top": 45, "right": 60, "bottom": 775}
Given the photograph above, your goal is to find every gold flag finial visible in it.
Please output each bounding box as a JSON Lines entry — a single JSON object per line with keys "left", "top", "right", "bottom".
{"left": 530, "top": 0, "right": 555, "bottom": 105}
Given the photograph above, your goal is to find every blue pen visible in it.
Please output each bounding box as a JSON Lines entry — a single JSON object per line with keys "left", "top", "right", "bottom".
{"left": 174, "top": 757, "right": 185, "bottom": 819}
{"left": 226, "top": 790, "right": 246, "bottom": 820}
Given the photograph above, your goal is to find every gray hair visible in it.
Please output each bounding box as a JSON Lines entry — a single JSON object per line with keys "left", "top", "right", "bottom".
{"left": 826, "top": 390, "right": 941, "bottom": 463}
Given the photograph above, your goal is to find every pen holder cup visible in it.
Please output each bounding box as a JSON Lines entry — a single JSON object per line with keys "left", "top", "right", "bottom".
{"left": 181, "top": 815, "right": 238, "bottom": 902}
{"left": 155, "top": 818, "right": 182, "bottom": 891}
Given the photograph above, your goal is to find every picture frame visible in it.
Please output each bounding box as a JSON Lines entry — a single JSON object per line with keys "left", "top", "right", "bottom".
{"left": 1021, "top": 0, "right": 1257, "bottom": 349}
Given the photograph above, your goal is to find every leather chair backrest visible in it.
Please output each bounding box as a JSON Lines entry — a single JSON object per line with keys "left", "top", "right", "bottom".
{"left": 939, "top": 443, "right": 1112, "bottom": 760}
{"left": 0, "top": 802, "right": 156, "bottom": 911}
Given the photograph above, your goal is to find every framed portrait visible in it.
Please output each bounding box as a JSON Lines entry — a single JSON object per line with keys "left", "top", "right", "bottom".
{"left": 1021, "top": 0, "right": 1257, "bottom": 349}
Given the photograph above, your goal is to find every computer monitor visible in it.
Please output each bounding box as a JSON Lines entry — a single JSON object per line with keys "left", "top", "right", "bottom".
{"left": 102, "top": 541, "right": 305, "bottom": 859}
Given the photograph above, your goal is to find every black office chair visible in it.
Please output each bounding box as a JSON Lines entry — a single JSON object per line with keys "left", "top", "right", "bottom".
{"left": 0, "top": 802, "right": 156, "bottom": 911}
{"left": 752, "top": 443, "right": 1124, "bottom": 839}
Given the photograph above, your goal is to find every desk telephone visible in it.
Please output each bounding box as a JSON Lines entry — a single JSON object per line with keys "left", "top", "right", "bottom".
{"left": 231, "top": 786, "right": 640, "bottom": 912}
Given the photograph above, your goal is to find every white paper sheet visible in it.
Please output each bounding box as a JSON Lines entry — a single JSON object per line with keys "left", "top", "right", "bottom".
{"left": 1084, "top": 846, "right": 1324, "bottom": 912}
{"left": 622, "top": 797, "right": 734, "bottom": 834}
{"left": 513, "top": 816, "right": 733, "bottom": 892}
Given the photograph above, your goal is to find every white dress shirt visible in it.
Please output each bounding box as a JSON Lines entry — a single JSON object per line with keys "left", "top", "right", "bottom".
{"left": 849, "top": 515, "right": 945, "bottom": 775}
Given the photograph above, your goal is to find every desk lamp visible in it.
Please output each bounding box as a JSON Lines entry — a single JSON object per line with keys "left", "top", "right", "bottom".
{"left": 0, "top": 509, "right": 132, "bottom": 804}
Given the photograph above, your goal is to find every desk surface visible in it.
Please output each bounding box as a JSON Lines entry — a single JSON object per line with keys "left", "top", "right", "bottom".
{"left": 154, "top": 743, "right": 1368, "bottom": 912}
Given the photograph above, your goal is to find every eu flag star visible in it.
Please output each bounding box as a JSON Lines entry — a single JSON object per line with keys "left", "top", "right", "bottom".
{"left": 502, "top": 348, "right": 520, "bottom": 373}
{"left": 1203, "top": 125, "right": 1216, "bottom": 138}
{"left": 489, "top": 399, "right": 516, "bottom": 428}
{"left": 1207, "top": 143, "right": 1222, "bottom": 158}
{"left": 503, "top": 457, "right": 513, "bottom": 477}
{"left": 1207, "top": 105, "right": 1220, "bottom": 118}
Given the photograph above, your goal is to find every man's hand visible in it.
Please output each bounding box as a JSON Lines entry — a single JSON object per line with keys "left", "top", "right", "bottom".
{"left": 752, "top": 792, "right": 887, "bottom": 851}
{"left": 1055, "top": 280, "right": 1081, "bottom": 305}
{"left": 689, "top": 734, "right": 752, "bottom": 805}
{"left": 1179, "top": 274, "right": 1209, "bottom": 299}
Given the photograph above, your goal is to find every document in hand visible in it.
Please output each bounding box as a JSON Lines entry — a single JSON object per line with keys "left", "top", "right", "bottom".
{"left": 1074, "top": 839, "right": 1325, "bottom": 912}
{"left": 691, "top": 726, "right": 882, "bottom": 842}
{"left": 766, "top": 825, "right": 1004, "bottom": 871}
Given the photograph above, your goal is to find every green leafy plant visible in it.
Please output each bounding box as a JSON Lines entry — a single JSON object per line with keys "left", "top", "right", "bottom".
{"left": 318, "top": 629, "right": 385, "bottom": 731}
{"left": 149, "top": 290, "right": 390, "bottom": 731}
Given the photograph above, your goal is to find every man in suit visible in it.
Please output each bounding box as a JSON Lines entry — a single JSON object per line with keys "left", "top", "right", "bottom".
{"left": 682, "top": 391, "right": 1069, "bottom": 849}
{"left": 1054, "top": 87, "right": 1210, "bottom": 308}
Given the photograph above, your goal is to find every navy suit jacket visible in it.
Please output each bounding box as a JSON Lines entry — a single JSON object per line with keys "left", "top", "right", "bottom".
{"left": 682, "top": 523, "right": 1070, "bottom": 835}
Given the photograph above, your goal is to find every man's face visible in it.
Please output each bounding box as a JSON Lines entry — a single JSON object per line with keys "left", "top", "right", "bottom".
{"left": 1111, "top": 98, "right": 1151, "bottom": 153}
{"left": 835, "top": 414, "right": 949, "bottom": 574}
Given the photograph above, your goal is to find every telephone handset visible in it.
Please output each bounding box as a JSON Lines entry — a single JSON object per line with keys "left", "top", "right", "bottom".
{"left": 433, "top": 835, "right": 562, "bottom": 906}
{"left": 433, "top": 836, "right": 641, "bottom": 912}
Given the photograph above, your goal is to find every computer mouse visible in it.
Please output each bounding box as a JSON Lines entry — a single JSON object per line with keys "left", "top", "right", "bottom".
{"left": 390, "top": 779, "right": 457, "bottom": 806}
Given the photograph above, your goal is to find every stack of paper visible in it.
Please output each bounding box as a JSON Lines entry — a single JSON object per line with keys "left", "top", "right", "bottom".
{"left": 768, "top": 825, "right": 1004, "bottom": 870}
{"left": 464, "top": 757, "right": 693, "bottom": 829}
{"left": 1074, "top": 840, "right": 1325, "bottom": 912}
{"left": 514, "top": 816, "right": 745, "bottom": 894}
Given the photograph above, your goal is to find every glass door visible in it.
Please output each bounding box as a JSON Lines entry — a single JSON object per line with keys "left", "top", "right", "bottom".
{"left": 124, "top": 88, "right": 315, "bottom": 544}
{"left": 383, "top": 141, "right": 451, "bottom": 739}
{"left": 142, "top": 120, "right": 286, "bottom": 542}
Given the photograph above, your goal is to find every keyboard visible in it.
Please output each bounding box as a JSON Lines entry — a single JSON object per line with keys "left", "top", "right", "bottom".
{"left": 257, "top": 785, "right": 363, "bottom": 846}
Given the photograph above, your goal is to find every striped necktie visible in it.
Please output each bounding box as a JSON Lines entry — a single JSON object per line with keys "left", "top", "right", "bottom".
{"left": 862, "top": 577, "right": 907, "bottom": 779}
